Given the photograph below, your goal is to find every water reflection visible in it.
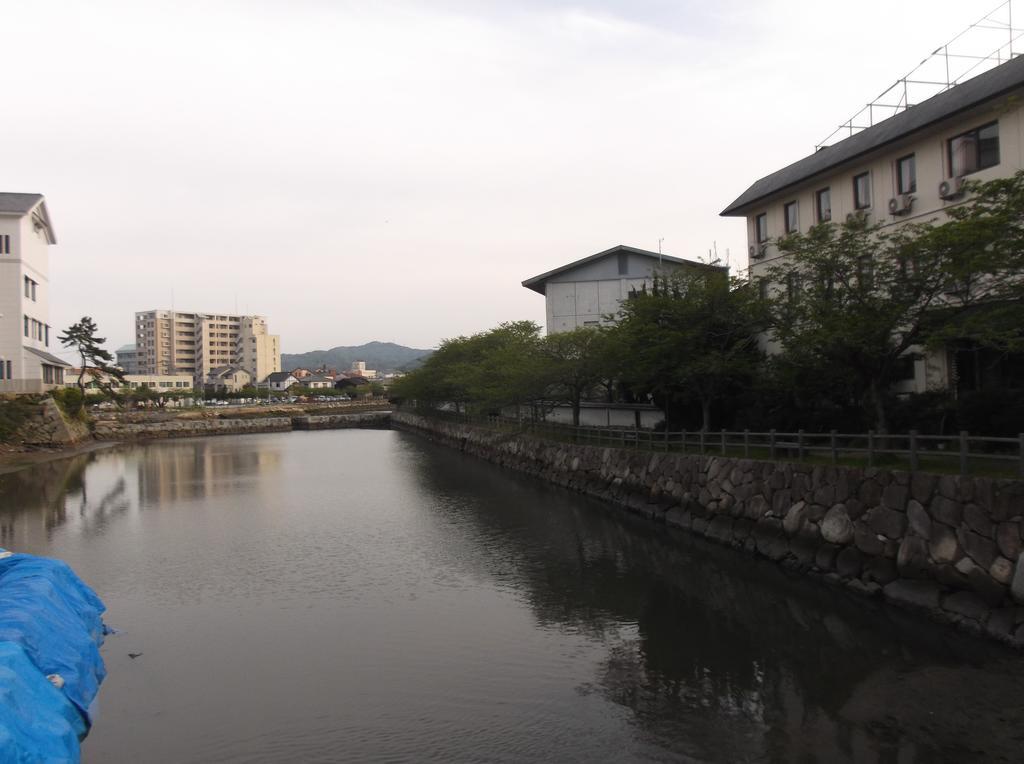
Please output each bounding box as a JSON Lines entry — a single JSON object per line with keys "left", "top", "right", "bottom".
{"left": 403, "top": 440, "right": 1023, "bottom": 763}
{"left": 0, "top": 431, "right": 1019, "bottom": 763}
{"left": 0, "top": 437, "right": 282, "bottom": 549}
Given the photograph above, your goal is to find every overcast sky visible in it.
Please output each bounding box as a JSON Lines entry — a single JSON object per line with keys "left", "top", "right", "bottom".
{"left": 4, "top": 0, "right": 999, "bottom": 355}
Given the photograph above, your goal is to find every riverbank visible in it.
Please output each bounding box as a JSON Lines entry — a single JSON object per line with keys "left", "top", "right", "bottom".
{"left": 0, "top": 401, "right": 393, "bottom": 470}
{"left": 392, "top": 411, "right": 1024, "bottom": 648}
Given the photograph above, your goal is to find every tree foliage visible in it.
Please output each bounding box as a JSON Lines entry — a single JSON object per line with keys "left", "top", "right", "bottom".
{"left": 58, "top": 317, "right": 125, "bottom": 405}
{"left": 765, "top": 170, "right": 1024, "bottom": 432}
{"left": 613, "top": 270, "right": 765, "bottom": 430}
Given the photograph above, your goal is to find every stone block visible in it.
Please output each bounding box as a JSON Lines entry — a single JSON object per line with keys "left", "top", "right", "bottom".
{"left": 928, "top": 525, "right": 960, "bottom": 565}
{"left": 812, "top": 485, "right": 835, "bottom": 508}
{"left": 958, "top": 528, "right": 998, "bottom": 570}
{"left": 836, "top": 547, "right": 863, "bottom": 578}
{"left": 770, "top": 489, "right": 791, "bottom": 517}
{"left": 864, "top": 557, "right": 898, "bottom": 585}
{"left": 732, "top": 518, "right": 754, "bottom": 540}
{"left": 929, "top": 495, "right": 962, "bottom": 528}
{"left": 706, "top": 516, "right": 734, "bottom": 544}
{"left": 866, "top": 506, "right": 907, "bottom": 539}
{"left": 1011, "top": 553, "right": 1024, "bottom": 605}
{"left": 883, "top": 580, "right": 943, "bottom": 612}
{"left": 881, "top": 483, "right": 908, "bottom": 511}
{"left": 910, "top": 472, "right": 936, "bottom": 504}
{"left": 782, "top": 501, "right": 807, "bottom": 536}
{"left": 985, "top": 608, "right": 1016, "bottom": 641}
{"left": 942, "top": 591, "right": 989, "bottom": 622}
{"left": 963, "top": 503, "right": 994, "bottom": 538}
{"left": 858, "top": 480, "right": 882, "bottom": 507}
{"left": 854, "top": 524, "right": 885, "bottom": 556}
{"left": 815, "top": 544, "right": 840, "bottom": 571}
{"left": 821, "top": 505, "right": 854, "bottom": 545}
{"left": 906, "top": 500, "right": 931, "bottom": 540}
{"left": 996, "top": 522, "right": 1021, "bottom": 560}
{"left": 989, "top": 556, "right": 1014, "bottom": 586}
{"left": 896, "top": 537, "right": 931, "bottom": 579}
{"left": 746, "top": 494, "right": 768, "bottom": 519}
{"left": 967, "top": 568, "right": 1007, "bottom": 607}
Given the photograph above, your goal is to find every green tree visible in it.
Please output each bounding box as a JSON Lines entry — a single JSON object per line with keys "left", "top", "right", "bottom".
{"left": 613, "top": 270, "right": 765, "bottom": 431}
{"left": 765, "top": 171, "right": 1024, "bottom": 433}
{"left": 538, "top": 327, "right": 616, "bottom": 426}
{"left": 58, "top": 317, "right": 125, "bottom": 405}
{"left": 390, "top": 321, "right": 545, "bottom": 415}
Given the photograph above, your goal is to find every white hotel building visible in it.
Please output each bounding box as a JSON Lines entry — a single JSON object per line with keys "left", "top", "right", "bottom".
{"left": 722, "top": 54, "right": 1024, "bottom": 395}
{"left": 0, "top": 193, "right": 69, "bottom": 393}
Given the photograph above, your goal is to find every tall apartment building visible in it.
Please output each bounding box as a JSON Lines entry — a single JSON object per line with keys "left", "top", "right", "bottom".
{"left": 134, "top": 310, "right": 281, "bottom": 385}
{"left": 236, "top": 316, "right": 281, "bottom": 384}
{"left": 0, "top": 193, "right": 69, "bottom": 393}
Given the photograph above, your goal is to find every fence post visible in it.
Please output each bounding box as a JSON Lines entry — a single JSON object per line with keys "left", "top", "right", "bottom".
{"left": 867, "top": 430, "right": 874, "bottom": 467}
{"left": 769, "top": 429, "right": 776, "bottom": 460}
{"left": 1019, "top": 433, "right": 1024, "bottom": 478}
{"left": 830, "top": 430, "right": 838, "bottom": 465}
{"left": 664, "top": 427, "right": 669, "bottom": 452}
{"left": 721, "top": 428, "right": 726, "bottom": 456}
{"left": 797, "top": 429, "right": 804, "bottom": 461}
{"left": 909, "top": 429, "right": 919, "bottom": 472}
{"left": 960, "top": 430, "right": 968, "bottom": 476}
{"left": 744, "top": 429, "right": 750, "bottom": 458}
{"left": 681, "top": 429, "right": 687, "bottom": 456}
{"left": 699, "top": 430, "right": 705, "bottom": 455}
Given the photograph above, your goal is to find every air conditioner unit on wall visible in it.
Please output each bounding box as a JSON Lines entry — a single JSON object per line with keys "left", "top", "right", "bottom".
{"left": 846, "top": 210, "right": 868, "bottom": 224}
{"left": 749, "top": 244, "right": 766, "bottom": 260}
{"left": 939, "top": 177, "right": 965, "bottom": 200}
{"left": 888, "top": 194, "right": 913, "bottom": 216}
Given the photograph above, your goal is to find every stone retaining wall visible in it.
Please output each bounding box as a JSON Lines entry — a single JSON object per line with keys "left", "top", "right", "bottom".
{"left": 17, "top": 399, "right": 91, "bottom": 446}
{"left": 93, "top": 411, "right": 393, "bottom": 441}
{"left": 94, "top": 417, "right": 294, "bottom": 440}
{"left": 393, "top": 412, "right": 1024, "bottom": 648}
{"left": 292, "top": 412, "right": 392, "bottom": 430}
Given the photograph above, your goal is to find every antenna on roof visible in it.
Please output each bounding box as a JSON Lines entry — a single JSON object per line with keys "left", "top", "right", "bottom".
{"left": 658, "top": 237, "right": 664, "bottom": 266}
{"left": 816, "top": 0, "right": 1023, "bottom": 150}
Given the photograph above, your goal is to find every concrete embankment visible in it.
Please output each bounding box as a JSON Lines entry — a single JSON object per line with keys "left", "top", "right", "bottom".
{"left": 94, "top": 411, "right": 391, "bottom": 440}
{"left": 392, "top": 411, "right": 1024, "bottom": 648}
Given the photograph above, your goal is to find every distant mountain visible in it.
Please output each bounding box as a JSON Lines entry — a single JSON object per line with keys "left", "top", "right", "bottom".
{"left": 281, "top": 341, "right": 433, "bottom": 373}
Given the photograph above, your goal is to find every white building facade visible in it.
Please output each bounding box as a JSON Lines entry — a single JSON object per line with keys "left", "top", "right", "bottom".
{"left": 522, "top": 245, "right": 726, "bottom": 335}
{"left": 721, "top": 54, "right": 1024, "bottom": 394}
{"left": 0, "top": 194, "right": 69, "bottom": 393}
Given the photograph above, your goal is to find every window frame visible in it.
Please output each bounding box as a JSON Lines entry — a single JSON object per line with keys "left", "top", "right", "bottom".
{"left": 948, "top": 121, "right": 1000, "bottom": 177}
{"left": 754, "top": 213, "right": 768, "bottom": 243}
{"left": 783, "top": 201, "right": 799, "bottom": 234}
{"left": 896, "top": 154, "right": 916, "bottom": 194}
{"left": 815, "top": 188, "right": 831, "bottom": 223}
{"left": 853, "top": 172, "right": 872, "bottom": 210}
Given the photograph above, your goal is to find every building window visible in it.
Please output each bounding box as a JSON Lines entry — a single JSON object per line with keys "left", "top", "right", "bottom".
{"left": 24, "top": 277, "right": 30, "bottom": 298}
{"left": 755, "top": 213, "right": 768, "bottom": 243}
{"left": 949, "top": 121, "right": 999, "bottom": 177}
{"left": 23, "top": 316, "right": 29, "bottom": 338}
{"left": 853, "top": 172, "right": 871, "bottom": 209}
{"left": 857, "top": 255, "right": 874, "bottom": 290}
{"left": 757, "top": 279, "right": 769, "bottom": 301}
{"left": 0, "top": 235, "right": 8, "bottom": 254}
{"left": 786, "top": 273, "right": 802, "bottom": 301}
{"left": 783, "top": 202, "right": 798, "bottom": 234}
{"left": 815, "top": 188, "right": 831, "bottom": 222}
{"left": 896, "top": 154, "right": 916, "bottom": 194}
{"left": 44, "top": 325, "right": 50, "bottom": 347}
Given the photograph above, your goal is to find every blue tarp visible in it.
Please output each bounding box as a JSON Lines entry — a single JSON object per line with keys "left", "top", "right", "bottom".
{"left": 0, "top": 550, "right": 108, "bottom": 762}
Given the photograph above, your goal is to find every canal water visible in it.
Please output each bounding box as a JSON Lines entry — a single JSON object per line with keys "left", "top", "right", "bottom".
{"left": 1, "top": 429, "right": 1022, "bottom": 763}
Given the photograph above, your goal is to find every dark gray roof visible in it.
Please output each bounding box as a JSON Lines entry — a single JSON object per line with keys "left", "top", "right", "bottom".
{"left": 522, "top": 244, "right": 722, "bottom": 295}
{"left": 266, "top": 371, "right": 296, "bottom": 382}
{"left": 116, "top": 344, "right": 136, "bottom": 353}
{"left": 0, "top": 193, "right": 44, "bottom": 215}
{"left": 721, "top": 54, "right": 1024, "bottom": 216}
{"left": 25, "top": 347, "right": 71, "bottom": 367}
{"left": 208, "top": 365, "right": 244, "bottom": 377}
